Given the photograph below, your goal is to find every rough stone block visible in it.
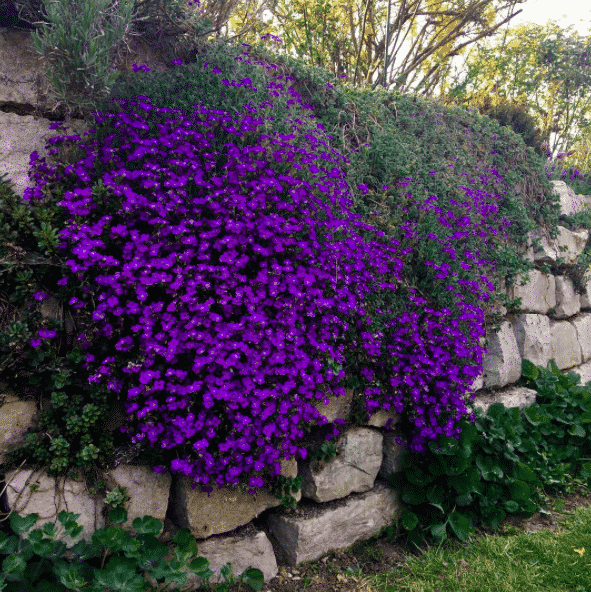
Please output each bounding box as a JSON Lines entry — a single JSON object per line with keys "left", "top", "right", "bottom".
{"left": 378, "top": 431, "right": 406, "bottom": 480}
{"left": 168, "top": 459, "right": 299, "bottom": 539}
{"left": 472, "top": 386, "right": 537, "bottom": 414}
{"left": 550, "top": 319, "right": 582, "bottom": 370}
{"left": 532, "top": 226, "right": 588, "bottom": 265}
{"left": 104, "top": 465, "right": 171, "bottom": 533}
{"left": 266, "top": 480, "right": 401, "bottom": 566}
{"left": 299, "top": 427, "right": 383, "bottom": 502}
{"left": 0, "top": 393, "right": 37, "bottom": 464}
{"left": 4, "top": 468, "right": 105, "bottom": 546}
{"left": 554, "top": 276, "right": 581, "bottom": 318}
{"left": 551, "top": 180, "right": 590, "bottom": 216}
{"left": 572, "top": 313, "right": 591, "bottom": 362}
{"left": 507, "top": 270, "right": 556, "bottom": 314}
{"left": 512, "top": 314, "right": 552, "bottom": 368}
{"left": 161, "top": 529, "right": 279, "bottom": 590}
{"left": 310, "top": 389, "right": 354, "bottom": 423}
{"left": 483, "top": 321, "right": 522, "bottom": 387}
{"left": 581, "top": 275, "right": 591, "bottom": 310}
{"left": 569, "top": 360, "right": 591, "bottom": 386}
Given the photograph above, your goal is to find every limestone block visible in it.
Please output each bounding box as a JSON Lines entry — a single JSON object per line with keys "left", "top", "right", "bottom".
{"left": 581, "top": 275, "right": 591, "bottom": 310}
{"left": 571, "top": 313, "right": 591, "bottom": 362}
{"left": 365, "top": 409, "right": 400, "bottom": 428}
{"left": 554, "top": 276, "right": 581, "bottom": 318}
{"left": 156, "top": 530, "right": 278, "bottom": 590}
{"left": 507, "top": 270, "right": 556, "bottom": 314}
{"left": 168, "top": 459, "right": 300, "bottom": 539}
{"left": 104, "top": 465, "right": 171, "bottom": 533}
{"left": 472, "top": 386, "right": 537, "bottom": 414}
{"left": 482, "top": 321, "right": 522, "bottom": 387}
{"left": 0, "top": 111, "right": 92, "bottom": 199}
{"left": 266, "top": 480, "right": 401, "bottom": 566}
{"left": 512, "top": 314, "right": 552, "bottom": 368}
{"left": 550, "top": 319, "right": 582, "bottom": 370}
{"left": 551, "top": 180, "right": 591, "bottom": 216}
{"left": 532, "top": 226, "right": 589, "bottom": 265}
{"left": 378, "top": 431, "right": 406, "bottom": 480}
{"left": 4, "top": 468, "right": 105, "bottom": 546}
{"left": 299, "top": 427, "right": 383, "bottom": 503}
{"left": 310, "top": 388, "right": 354, "bottom": 423}
{"left": 569, "top": 360, "right": 591, "bottom": 386}
{"left": 0, "top": 393, "right": 37, "bottom": 464}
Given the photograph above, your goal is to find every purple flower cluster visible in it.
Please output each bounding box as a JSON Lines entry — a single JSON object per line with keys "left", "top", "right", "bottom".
{"left": 21, "top": 47, "right": 503, "bottom": 490}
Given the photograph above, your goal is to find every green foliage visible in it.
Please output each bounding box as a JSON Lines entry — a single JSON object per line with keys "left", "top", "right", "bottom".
{"left": 270, "top": 475, "right": 303, "bottom": 511}
{"left": 389, "top": 358, "right": 591, "bottom": 547}
{"left": 0, "top": 509, "right": 263, "bottom": 592}
{"left": 475, "top": 94, "right": 547, "bottom": 151}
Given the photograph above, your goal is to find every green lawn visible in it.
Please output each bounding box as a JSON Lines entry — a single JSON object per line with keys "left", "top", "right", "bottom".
{"left": 363, "top": 506, "right": 591, "bottom": 592}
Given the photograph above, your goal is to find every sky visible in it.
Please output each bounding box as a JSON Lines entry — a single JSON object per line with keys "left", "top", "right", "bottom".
{"left": 509, "top": 0, "right": 591, "bottom": 35}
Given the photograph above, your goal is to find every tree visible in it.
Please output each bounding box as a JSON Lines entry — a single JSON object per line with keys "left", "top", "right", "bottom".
{"left": 227, "top": 0, "right": 526, "bottom": 93}
{"left": 444, "top": 21, "right": 591, "bottom": 159}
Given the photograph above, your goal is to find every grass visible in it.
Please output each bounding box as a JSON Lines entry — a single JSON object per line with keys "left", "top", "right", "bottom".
{"left": 360, "top": 507, "right": 591, "bottom": 592}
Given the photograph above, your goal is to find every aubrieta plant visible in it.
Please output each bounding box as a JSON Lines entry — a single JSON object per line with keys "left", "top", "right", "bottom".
{"left": 4, "top": 40, "right": 505, "bottom": 496}
{"left": 2, "top": 34, "right": 576, "bottom": 500}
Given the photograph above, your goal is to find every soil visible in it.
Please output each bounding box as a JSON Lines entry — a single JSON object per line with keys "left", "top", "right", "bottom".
{"left": 199, "top": 488, "right": 591, "bottom": 592}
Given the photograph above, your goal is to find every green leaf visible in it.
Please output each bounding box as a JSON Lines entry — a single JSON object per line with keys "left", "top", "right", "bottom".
{"left": 401, "top": 510, "right": 419, "bottom": 531}
{"left": 505, "top": 500, "right": 520, "bottom": 513}
{"left": 240, "top": 567, "right": 264, "bottom": 591}
{"left": 0, "top": 533, "right": 18, "bottom": 554}
{"left": 455, "top": 493, "right": 473, "bottom": 506}
{"left": 93, "top": 557, "right": 145, "bottom": 592}
{"left": 401, "top": 485, "right": 426, "bottom": 505}
{"left": 57, "top": 512, "right": 80, "bottom": 526}
{"left": 521, "top": 359, "right": 539, "bottom": 380}
{"left": 430, "top": 523, "right": 447, "bottom": 541}
{"left": 59, "top": 566, "right": 89, "bottom": 590}
{"left": 35, "top": 581, "right": 63, "bottom": 592}
{"left": 485, "top": 508, "right": 506, "bottom": 531}
{"left": 524, "top": 405, "right": 548, "bottom": 427}
{"left": 131, "top": 516, "right": 163, "bottom": 536}
{"left": 508, "top": 479, "right": 530, "bottom": 501}
{"left": 406, "top": 467, "right": 432, "bottom": 486}
{"left": 426, "top": 484, "right": 445, "bottom": 511}
{"left": 188, "top": 556, "right": 212, "bottom": 577}
{"left": 515, "top": 462, "right": 537, "bottom": 482}
{"left": 407, "top": 527, "right": 425, "bottom": 548}
{"left": 92, "top": 525, "right": 130, "bottom": 551}
{"left": 2, "top": 554, "right": 26, "bottom": 575}
{"left": 108, "top": 507, "right": 128, "bottom": 524}
{"left": 42, "top": 523, "right": 56, "bottom": 537}
{"left": 568, "top": 424, "right": 586, "bottom": 437}
{"left": 9, "top": 513, "right": 38, "bottom": 534}
{"left": 448, "top": 512, "right": 473, "bottom": 541}
{"left": 173, "top": 527, "right": 198, "bottom": 556}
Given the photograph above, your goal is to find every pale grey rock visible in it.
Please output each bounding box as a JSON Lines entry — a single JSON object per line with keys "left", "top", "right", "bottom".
{"left": 482, "top": 321, "right": 522, "bottom": 387}
{"left": 472, "top": 386, "right": 537, "bottom": 414}
{"left": 0, "top": 393, "right": 37, "bottom": 464}
{"left": 512, "top": 314, "right": 552, "bottom": 368}
{"left": 549, "top": 319, "right": 582, "bottom": 370}
{"left": 571, "top": 313, "right": 591, "bottom": 362}
{"left": 554, "top": 276, "right": 581, "bottom": 318}
{"left": 507, "top": 270, "right": 556, "bottom": 314}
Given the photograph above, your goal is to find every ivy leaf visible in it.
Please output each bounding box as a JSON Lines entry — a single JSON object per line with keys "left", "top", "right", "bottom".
{"left": 430, "top": 523, "right": 447, "bottom": 541}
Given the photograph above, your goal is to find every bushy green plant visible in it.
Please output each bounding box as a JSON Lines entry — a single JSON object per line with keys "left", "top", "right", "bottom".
{"left": 389, "top": 359, "right": 591, "bottom": 547}
{"left": 0, "top": 509, "right": 263, "bottom": 592}
{"left": 473, "top": 94, "right": 547, "bottom": 151}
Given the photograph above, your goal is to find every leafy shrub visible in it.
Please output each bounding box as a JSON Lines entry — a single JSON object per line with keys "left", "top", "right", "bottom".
{"left": 389, "top": 358, "right": 591, "bottom": 547}
{"left": 0, "top": 508, "right": 263, "bottom": 591}
{"left": 474, "top": 94, "right": 547, "bottom": 151}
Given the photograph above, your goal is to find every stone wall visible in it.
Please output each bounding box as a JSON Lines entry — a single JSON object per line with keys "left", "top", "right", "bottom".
{"left": 2, "top": 26, "right": 591, "bottom": 589}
